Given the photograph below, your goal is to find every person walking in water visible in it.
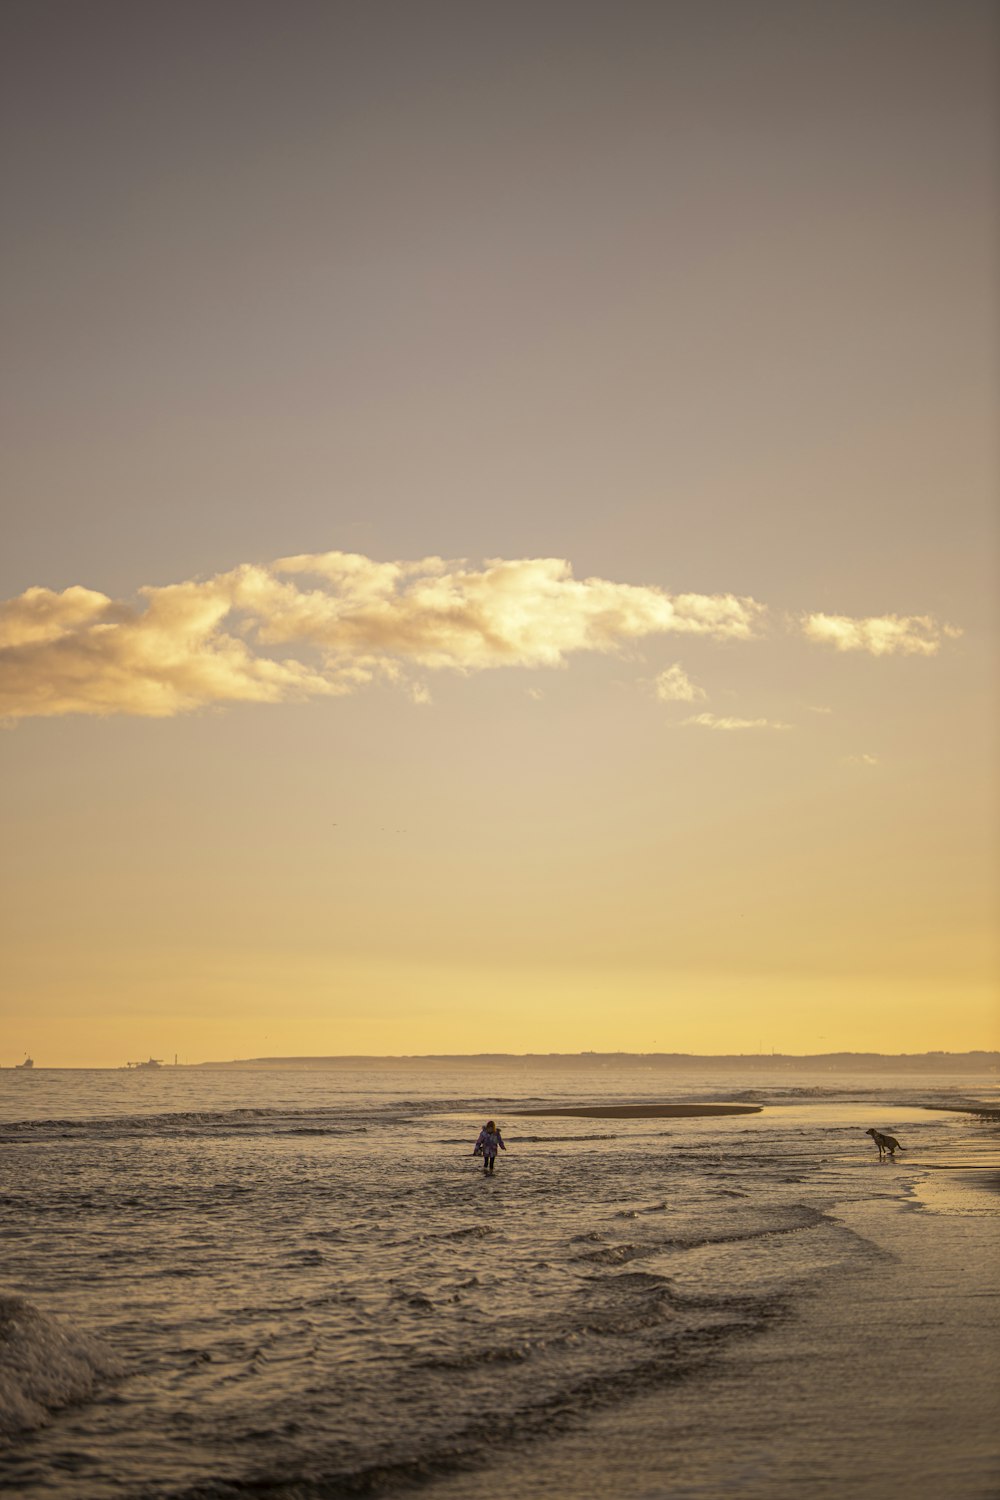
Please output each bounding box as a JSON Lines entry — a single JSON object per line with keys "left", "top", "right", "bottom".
{"left": 473, "top": 1120, "right": 506, "bottom": 1173}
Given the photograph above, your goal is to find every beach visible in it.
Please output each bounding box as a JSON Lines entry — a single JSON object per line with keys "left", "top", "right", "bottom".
{"left": 1, "top": 1063, "right": 997, "bottom": 1498}
{"left": 422, "top": 1173, "right": 1000, "bottom": 1500}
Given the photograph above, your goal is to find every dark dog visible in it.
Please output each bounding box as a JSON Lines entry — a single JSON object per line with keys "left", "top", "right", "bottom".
{"left": 866, "top": 1127, "right": 904, "bottom": 1160}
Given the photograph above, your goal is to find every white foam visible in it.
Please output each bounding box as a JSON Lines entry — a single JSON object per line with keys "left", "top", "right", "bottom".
{"left": 0, "top": 1294, "right": 122, "bottom": 1436}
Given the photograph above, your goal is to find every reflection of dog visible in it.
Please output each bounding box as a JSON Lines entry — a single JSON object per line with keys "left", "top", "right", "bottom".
{"left": 866, "top": 1128, "right": 904, "bottom": 1160}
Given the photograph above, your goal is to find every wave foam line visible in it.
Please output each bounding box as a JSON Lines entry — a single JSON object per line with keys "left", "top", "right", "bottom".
{"left": 0, "top": 1295, "right": 123, "bottom": 1436}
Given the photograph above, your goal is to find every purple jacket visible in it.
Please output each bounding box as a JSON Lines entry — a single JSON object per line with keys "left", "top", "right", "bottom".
{"left": 474, "top": 1128, "right": 505, "bottom": 1157}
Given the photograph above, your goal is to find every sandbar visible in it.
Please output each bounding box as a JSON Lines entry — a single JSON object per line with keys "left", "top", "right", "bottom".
{"left": 513, "top": 1103, "right": 761, "bottom": 1119}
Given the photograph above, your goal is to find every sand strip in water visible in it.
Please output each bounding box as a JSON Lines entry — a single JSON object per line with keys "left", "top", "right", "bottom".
{"left": 513, "top": 1103, "right": 761, "bottom": 1119}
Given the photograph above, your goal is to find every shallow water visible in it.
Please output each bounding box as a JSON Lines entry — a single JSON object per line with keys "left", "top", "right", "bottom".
{"left": 0, "top": 1065, "right": 997, "bottom": 1498}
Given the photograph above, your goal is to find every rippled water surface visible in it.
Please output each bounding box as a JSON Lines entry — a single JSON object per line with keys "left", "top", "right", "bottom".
{"left": 1, "top": 1064, "right": 997, "bottom": 1498}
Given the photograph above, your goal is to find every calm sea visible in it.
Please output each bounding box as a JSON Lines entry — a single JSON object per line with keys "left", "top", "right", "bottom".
{"left": 1, "top": 1063, "right": 998, "bottom": 1499}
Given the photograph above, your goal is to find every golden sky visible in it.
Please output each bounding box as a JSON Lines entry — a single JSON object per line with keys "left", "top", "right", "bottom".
{"left": 2, "top": 1, "right": 997, "bottom": 1065}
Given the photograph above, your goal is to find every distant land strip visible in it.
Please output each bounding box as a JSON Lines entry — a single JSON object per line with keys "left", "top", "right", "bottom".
{"left": 196, "top": 1051, "right": 999, "bottom": 1073}
{"left": 514, "top": 1104, "right": 762, "bottom": 1119}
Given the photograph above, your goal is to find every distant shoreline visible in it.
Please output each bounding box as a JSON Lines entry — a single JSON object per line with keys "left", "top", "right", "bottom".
{"left": 7, "top": 1051, "right": 997, "bottom": 1073}
{"left": 192, "top": 1051, "right": 999, "bottom": 1074}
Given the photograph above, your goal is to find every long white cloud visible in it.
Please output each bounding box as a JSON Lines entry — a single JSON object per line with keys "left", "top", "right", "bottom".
{"left": 0, "top": 552, "right": 957, "bottom": 720}
{"left": 0, "top": 553, "right": 765, "bottom": 719}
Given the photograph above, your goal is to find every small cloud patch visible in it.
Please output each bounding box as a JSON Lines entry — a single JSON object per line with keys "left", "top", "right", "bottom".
{"left": 682, "top": 713, "right": 791, "bottom": 732}
{"left": 801, "top": 612, "right": 957, "bottom": 657}
{"left": 653, "top": 664, "right": 707, "bottom": 704}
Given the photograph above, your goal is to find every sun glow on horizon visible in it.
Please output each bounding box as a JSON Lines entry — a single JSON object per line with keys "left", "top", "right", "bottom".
{"left": 1, "top": 3, "right": 997, "bottom": 1070}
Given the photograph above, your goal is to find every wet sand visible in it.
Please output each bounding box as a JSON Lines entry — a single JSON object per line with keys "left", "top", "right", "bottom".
{"left": 918, "top": 1166, "right": 1000, "bottom": 1193}
{"left": 422, "top": 1163, "right": 1000, "bottom": 1500}
{"left": 514, "top": 1103, "right": 762, "bottom": 1119}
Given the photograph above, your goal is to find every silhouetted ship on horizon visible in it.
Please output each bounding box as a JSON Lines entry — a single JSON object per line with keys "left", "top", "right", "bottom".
{"left": 126, "top": 1057, "right": 164, "bottom": 1070}
{"left": 15, "top": 1055, "right": 34, "bottom": 1069}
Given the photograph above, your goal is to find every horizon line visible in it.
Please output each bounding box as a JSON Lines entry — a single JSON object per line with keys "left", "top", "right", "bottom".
{"left": 192, "top": 1048, "right": 998, "bottom": 1065}
{"left": 8, "top": 1048, "right": 998, "bottom": 1071}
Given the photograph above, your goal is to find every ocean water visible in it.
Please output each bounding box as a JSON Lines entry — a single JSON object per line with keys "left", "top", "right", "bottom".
{"left": 0, "top": 1063, "right": 997, "bottom": 1499}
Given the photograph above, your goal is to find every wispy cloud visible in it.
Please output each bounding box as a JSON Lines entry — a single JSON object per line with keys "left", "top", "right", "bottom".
{"left": 0, "top": 553, "right": 766, "bottom": 720}
{"left": 653, "top": 663, "right": 707, "bottom": 703}
{"left": 682, "top": 713, "right": 791, "bottom": 731}
{"left": 846, "top": 752, "right": 880, "bottom": 766}
{"left": 801, "top": 612, "right": 959, "bottom": 656}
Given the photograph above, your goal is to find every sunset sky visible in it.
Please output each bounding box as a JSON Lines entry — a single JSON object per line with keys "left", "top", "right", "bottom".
{"left": 2, "top": 1, "right": 997, "bottom": 1066}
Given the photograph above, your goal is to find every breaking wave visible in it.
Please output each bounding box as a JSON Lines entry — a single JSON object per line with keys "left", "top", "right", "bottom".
{"left": 0, "top": 1295, "right": 122, "bottom": 1437}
